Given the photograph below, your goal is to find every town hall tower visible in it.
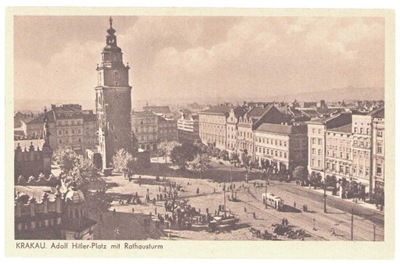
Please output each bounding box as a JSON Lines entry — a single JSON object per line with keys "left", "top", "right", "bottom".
{"left": 95, "top": 17, "right": 133, "bottom": 171}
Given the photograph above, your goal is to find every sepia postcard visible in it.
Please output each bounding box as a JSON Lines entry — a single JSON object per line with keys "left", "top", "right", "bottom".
{"left": 4, "top": 7, "right": 395, "bottom": 258}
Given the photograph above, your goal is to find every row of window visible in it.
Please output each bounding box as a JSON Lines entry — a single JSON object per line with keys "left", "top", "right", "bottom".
{"left": 256, "top": 137, "right": 288, "bottom": 147}
{"left": 57, "top": 120, "right": 82, "bottom": 126}
{"left": 256, "top": 147, "right": 288, "bottom": 159}
{"left": 311, "top": 128, "right": 323, "bottom": 135}
{"left": 326, "top": 139, "right": 351, "bottom": 148}
{"left": 311, "top": 158, "right": 322, "bottom": 168}
{"left": 238, "top": 131, "right": 252, "bottom": 139}
{"left": 311, "top": 137, "right": 323, "bottom": 145}
{"left": 353, "top": 127, "right": 370, "bottom": 135}
{"left": 58, "top": 129, "right": 81, "bottom": 135}
{"left": 326, "top": 162, "right": 351, "bottom": 174}
{"left": 326, "top": 150, "right": 351, "bottom": 160}
{"left": 353, "top": 139, "right": 370, "bottom": 148}
{"left": 58, "top": 137, "right": 81, "bottom": 144}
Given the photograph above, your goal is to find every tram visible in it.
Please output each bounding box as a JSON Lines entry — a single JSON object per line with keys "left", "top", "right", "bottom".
{"left": 262, "top": 193, "right": 284, "bottom": 211}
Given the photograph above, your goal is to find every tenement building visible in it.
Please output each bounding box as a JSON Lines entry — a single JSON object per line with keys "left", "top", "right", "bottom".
{"left": 25, "top": 104, "right": 97, "bottom": 153}
{"left": 177, "top": 111, "right": 200, "bottom": 144}
{"left": 199, "top": 105, "right": 232, "bottom": 150}
{"left": 236, "top": 105, "right": 290, "bottom": 162}
{"left": 131, "top": 111, "right": 159, "bottom": 151}
{"left": 307, "top": 112, "right": 352, "bottom": 179}
{"left": 371, "top": 108, "right": 385, "bottom": 192}
{"left": 351, "top": 113, "right": 373, "bottom": 195}
{"left": 254, "top": 123, "right": 308, "bottom": 173}
{"left": 325, "top": 124, "right": 353, "bottom": 194}
{"left": 226, "top": 107, "right": 246, "bottom": 157}
{"left": 95, "top": 17, "right": 133, "bottom": 171}
{"left": 158, "top": 116, "right": 178, "bottom": 142}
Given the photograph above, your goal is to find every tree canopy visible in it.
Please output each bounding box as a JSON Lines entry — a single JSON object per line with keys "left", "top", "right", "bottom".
{"left": 112, "top": 148, "right": 136, "bottom": 177}
{"left": 53, "top": 145, "right": 80, "bottom": 173}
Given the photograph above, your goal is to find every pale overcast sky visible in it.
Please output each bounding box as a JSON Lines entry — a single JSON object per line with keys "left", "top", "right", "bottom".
{"left": 14, "top": 16, "right": 384, "bottom": 110}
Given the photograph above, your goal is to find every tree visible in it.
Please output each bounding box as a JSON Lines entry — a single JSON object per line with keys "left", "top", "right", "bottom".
{"left": 325, "top": 175, "right": 337, "bottom": 188}
{"left": 293, "top": 166, "right": 309, "bottom": 185}
{"left": 170, "top": 143, "right": 199, "bottom": 169}
{"left": 77, "top": 156, "right": 98, "bottom": 180}
{"left": 53, "top": 145, "right": 80, "bottom": 173}
{"left": 211, "top": 148, "right": 221, "bottom": 158}
{"left": 308, "top": 172, "right": 322, "bottom": 188}
{"left": 188, "top": 153, "right": 210, "bottom": 176}
{"left": 158, "top": 141, "right": 181, "bottom": 162}
{"left": 112, "top": 149, "right": 136, "bottom": 178}
{"left": 219, "top": 150, "right": 229, "bottom": 160}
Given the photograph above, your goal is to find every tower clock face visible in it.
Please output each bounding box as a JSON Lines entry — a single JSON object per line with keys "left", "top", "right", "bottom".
{"left": 112, "top": 70, "right": 121, "bottom": 80}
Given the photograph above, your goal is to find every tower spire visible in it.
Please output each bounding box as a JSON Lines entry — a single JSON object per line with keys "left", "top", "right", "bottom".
{"left": 106, "top": 16, "right": 117, "bottom": 46}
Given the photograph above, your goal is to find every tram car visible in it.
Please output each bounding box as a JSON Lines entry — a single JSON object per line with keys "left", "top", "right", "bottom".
{"left": 262, "top": 193, "right": 284, "bottom": 211}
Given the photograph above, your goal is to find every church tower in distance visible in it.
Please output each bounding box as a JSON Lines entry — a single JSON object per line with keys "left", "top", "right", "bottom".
{"left": 95, "top": 17, "right": 133, "bottom": 172}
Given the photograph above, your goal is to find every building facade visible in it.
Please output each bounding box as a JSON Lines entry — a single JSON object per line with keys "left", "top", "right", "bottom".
{"left": 131, "top": 111, "right": 159, "bottom": 151}
{"left": 25, "top": 105, "right": 97, "bottom": 153}
{"left": 254, "top": 123, "right": 308, "bottom": 173}
{"left": 177, "top": 112, "right": 200, "bottom": 144}
{"left": 158, "top": 116, "right": 178, "bottom": 142}
{"left": 307, "top": 113, "right": 352, "bottom": 179}
{"left": 371, "top": 108, "right": 385, "bottom": 191}
{"left": 351, "top": 114, "right": 373, "bottom": 195}
{"left": 226, "top": 107, "right": 246, "bottom": 156}
{"left": 95, "top": 17, "right": 133, "bottom": 170}
{"left": 198, "top": 105, "right": 231, "bottom": 150}
{"left": 325, "top": 124, "right": 353, "bottom": 191}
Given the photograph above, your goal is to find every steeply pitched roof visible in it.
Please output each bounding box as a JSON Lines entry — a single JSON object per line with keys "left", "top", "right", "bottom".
{"left": 368, "top": 107, "right": 384, "bottom": 118}
{"left": 247, "top": 106, "right": 272, "bottom": 118}
{"left": 27, "top": 111, "right": 56, "bottom": 125}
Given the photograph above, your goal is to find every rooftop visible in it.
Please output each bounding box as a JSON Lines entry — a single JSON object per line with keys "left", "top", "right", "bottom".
{"left": 368, "top": 107, "right": 384, "bottom": 118}
{"left": 327, "top": 123, "right": 352, "bottom": 134}
{"left": 143, "top": 105, "right": 171, "bottom": 114}
{"left": 199, "top": 105, "right": 232, "bottom": 115}
{"left": 256, "top": 123, "right": 307, "bottom": 135}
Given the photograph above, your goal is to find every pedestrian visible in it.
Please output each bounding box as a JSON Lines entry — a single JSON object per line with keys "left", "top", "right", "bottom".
{"left": 196, "top": 187, "right": 200, "bottom": 195}
{"left": 293, "top": 202, "right": 296, "bottom": 209}
{"left": 113, "top": 208, "right": 116, "bottom": 215}
{"left": 244, "top": 207, "right": 247, "bottom": 213}
{"left": 132, "top": 208, "right": 134, "bottom": 213}
{"left": 253, "top": 212, "right": 256, "bottom": 219}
